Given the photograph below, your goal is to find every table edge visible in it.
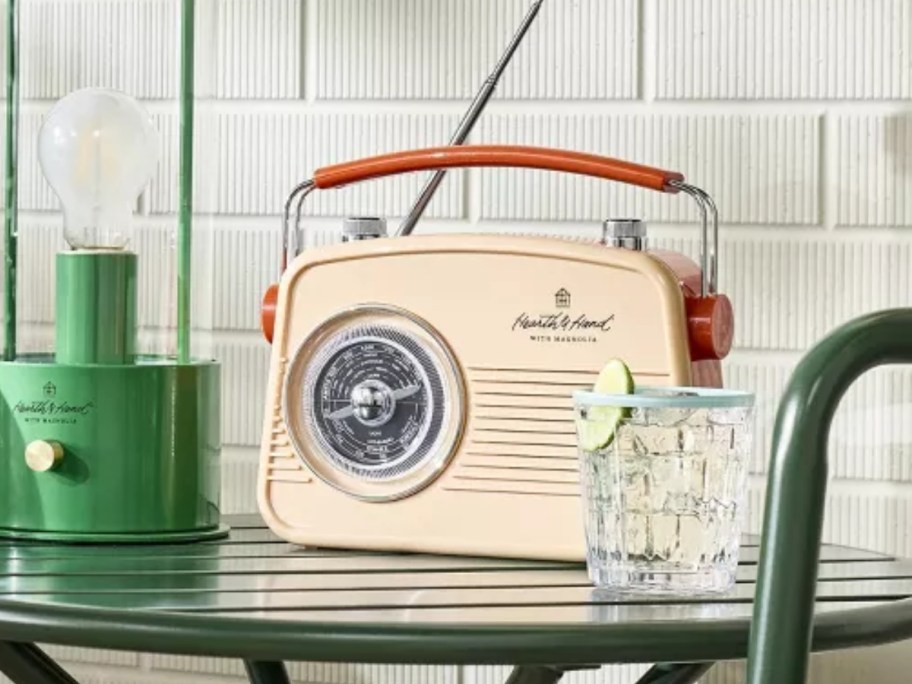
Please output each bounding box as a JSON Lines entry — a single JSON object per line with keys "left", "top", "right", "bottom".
{"left": 0, "top": 597, "right": 910, "bottom": 665}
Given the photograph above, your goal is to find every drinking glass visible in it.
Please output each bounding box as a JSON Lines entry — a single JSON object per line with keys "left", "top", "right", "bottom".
{"left": 573, "top": 386, "right": 755, "bottom": 594}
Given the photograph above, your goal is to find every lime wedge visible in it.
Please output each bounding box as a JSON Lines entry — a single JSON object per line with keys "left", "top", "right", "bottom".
{"left": 593, "top": 358, "right": 635, "bottom": 396}
{"left": 576, "top": 359, "right": 635, "bottom": 451}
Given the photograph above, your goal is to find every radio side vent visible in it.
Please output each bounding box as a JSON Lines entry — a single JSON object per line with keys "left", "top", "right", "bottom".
{"left": 267, "top": 358, "right": 313, "bottom": 485}
{"left": 447, "top": 367, "right": 598, "bottom": 497}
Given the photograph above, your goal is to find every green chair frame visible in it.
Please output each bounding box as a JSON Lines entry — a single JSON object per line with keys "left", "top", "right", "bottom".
{"left": 747, "top": 308, "right": 912, "bottom": 683}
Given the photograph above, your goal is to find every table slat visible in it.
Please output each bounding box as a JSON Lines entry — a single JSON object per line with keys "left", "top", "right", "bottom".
{"left": 0, "top": 543, "right": 888, "bottom": 580}
{"left": 7, "top": 576, "right": 912, "bottom": 614}
{"left": 159, "top": 601, "right": 889, "bottom": 625}
{"left": 3, "top": 560, "right": 912, "bottom": 596}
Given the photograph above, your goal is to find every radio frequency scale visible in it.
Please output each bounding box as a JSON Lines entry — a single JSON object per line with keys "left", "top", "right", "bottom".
{"left": 257, "top": 145, "right": 733, "bottom": 561}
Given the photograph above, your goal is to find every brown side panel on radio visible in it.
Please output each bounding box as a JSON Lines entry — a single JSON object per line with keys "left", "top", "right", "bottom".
{"left": 650, "top": 249, "right": 732, "bottom": 388}
{"left": 258, "top": 235, "right": 697, "bottom": 561}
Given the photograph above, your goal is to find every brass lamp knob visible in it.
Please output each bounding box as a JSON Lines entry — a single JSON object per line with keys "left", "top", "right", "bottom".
{"left": 25, "top": 440, "right": 64, "bottom": 472}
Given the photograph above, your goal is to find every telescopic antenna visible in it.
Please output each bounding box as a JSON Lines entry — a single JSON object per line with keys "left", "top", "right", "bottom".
{"left": 396, "top": 0, "right": 545, "bottom": 237}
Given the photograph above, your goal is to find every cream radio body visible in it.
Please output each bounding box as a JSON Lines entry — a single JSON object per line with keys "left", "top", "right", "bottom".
{"left": 257, "top": 146, "right": 732, "bottom": 561}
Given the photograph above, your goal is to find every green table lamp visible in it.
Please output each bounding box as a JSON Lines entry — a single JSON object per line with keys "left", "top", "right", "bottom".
{"left": 0, "top": 88, "right": 226, "bottom": 543}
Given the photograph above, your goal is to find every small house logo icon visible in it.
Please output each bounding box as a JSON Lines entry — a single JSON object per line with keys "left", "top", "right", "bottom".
{"left": 43, "top": 382, "right": 56, "bottom": 398}
{"left": 555, "top": 288, "right": 571, "bottom": 309}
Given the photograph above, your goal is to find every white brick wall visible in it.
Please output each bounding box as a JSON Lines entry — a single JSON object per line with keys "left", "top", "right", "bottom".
{"left": 5, "top": 0, "right": 912, "bottom": 682}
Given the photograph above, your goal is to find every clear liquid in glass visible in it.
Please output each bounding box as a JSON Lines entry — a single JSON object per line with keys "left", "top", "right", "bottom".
{"left": 578, "top": 403, "right": 752, "bottom": 594}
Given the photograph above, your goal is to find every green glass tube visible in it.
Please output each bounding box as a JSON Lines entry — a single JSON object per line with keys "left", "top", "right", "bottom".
{"left": 3, "top": 0, "right": 18, "bottom": 361}
{"left": 177, "top": 0, "right": 195, "bottom": 364}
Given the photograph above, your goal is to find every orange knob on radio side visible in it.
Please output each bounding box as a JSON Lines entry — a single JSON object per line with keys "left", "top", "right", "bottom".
{"left": 261, "top": 284, "right": 278, "bottom": 344}
{"left": 686, "top": 294, "right": 734, "bottom": 362}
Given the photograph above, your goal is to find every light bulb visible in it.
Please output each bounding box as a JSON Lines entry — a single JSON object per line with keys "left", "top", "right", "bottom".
{"left": 38, "top": 88, "right": 160, "bottom": 250}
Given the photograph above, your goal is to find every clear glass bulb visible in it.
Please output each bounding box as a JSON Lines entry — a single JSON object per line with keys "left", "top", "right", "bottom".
{"left": 38, "top": 88, "right": 160, "bottom": 250}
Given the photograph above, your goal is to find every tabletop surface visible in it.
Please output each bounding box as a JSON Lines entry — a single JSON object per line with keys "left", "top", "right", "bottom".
{"left": 0, "top": 514, "right": 911, "bottom": 665}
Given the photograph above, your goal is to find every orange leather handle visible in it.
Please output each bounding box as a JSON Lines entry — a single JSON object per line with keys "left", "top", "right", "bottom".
{"left": 314, "top": 145, "right": 684, "bottom": 193}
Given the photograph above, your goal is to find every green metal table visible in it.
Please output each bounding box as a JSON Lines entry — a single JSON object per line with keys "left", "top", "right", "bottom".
{"left": 0, "top": 514, "right": 909, "bottom": 684}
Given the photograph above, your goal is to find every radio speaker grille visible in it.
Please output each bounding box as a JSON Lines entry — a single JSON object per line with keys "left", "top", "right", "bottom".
{"left": 267, "top": 359, "right": 313, "bottom": 485}
{"left": 446, "top": 366, "right": 599, "bottom": 497}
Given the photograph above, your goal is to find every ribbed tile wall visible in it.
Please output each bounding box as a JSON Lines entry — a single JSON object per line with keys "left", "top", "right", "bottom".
{"left": 17, "top": 107, "right": 56, "bottom": 211}
{"left": 314, "top": 0, "right": 638, "bottom": 100}
{"left": 655, "top": 0, "right": 912, "bottom": 100}
{"left": 18, "top": 0, "right": 303, "bottom": 100}
{"left": 144, "top": 111, "right": 465, "bottom": 217}
{"left": 217, "top": 340, "right": 271, "bottom": 448}
{"left": 836, "top": 114, "right": 912, "bottom": 226}
{"left": 5, "top": 1, "right": 912, "bottom": 683}
{"left": 42, "top": 647, "right": 138, "bottom": 668}
{"left": 146, "top": 655, "right": 461, "bottom": 684}
{"left": 20, "top": 0, "right": 180, "bottom": 100}
{"left": 465, "top": 665, "right": 652, "bottom": 684}
{"left": 212, "top": 223, "right": 283, "bottom": 331}
{"left": 476, "top": 114, "right": 821, "bottom": 225}
{"left": 213, "top": 0, "right": 303, "bottom": 99}
{"left": 720, "top": 238, "right": 912, "bottom": 350}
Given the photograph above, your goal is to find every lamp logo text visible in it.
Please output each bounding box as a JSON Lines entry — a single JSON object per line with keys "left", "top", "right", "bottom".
{"left": 13, "top": 399, "right": 95, "bottom": 426}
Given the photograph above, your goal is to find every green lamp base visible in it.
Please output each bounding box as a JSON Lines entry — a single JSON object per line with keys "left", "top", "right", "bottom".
{"left": 0, "top": 523, "right": 230, "bottom": 544}
{"left": 0, "top": 355, "right": 225, "bottom": 544}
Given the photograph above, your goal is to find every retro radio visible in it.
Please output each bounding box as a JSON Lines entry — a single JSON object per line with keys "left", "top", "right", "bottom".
{"left": 256, "top": 145, "right": 732, "bottom": 561}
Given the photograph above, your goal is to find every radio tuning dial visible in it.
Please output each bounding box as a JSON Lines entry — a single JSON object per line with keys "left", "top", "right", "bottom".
{"left": 283, "top": 305, "right": 465, "bottom": 501}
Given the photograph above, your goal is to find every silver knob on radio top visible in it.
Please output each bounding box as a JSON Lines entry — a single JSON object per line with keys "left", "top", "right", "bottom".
{"left": 342, "top": 216, "right": 388, "bottom": 242}
{"left": 602, "top": 218, "right": 647, "bottom": 250}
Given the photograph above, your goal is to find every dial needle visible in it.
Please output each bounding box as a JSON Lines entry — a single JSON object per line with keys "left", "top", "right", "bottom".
{"left": 327, "top": 405, "right": 356, "bottom": 421}
{"left": 391, "top": 384, "right": 421, "bottom": 400}
{"left": 326, "top": 384, "right": 422, "bottom": 421}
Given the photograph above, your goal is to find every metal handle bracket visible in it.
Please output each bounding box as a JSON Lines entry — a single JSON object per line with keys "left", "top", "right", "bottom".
{"left": 281, "top": 147, "right": 719, "bottom": 297}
